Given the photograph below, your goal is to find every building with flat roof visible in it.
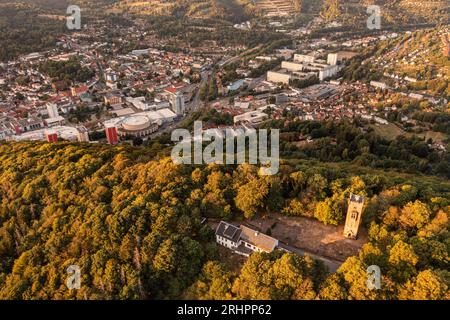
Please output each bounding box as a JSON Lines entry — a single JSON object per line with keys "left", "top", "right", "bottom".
{"left": 126, "top": 96, "right": 152, "bottom": 111}
{"left": 105, "top": 124, "right": 118, "bottom": 145}
{"left": 319, "top": 65, "right": 340, "bottom": 81}
{"left": 117, "top": 115, "right": 159, "bottom": 138}
{"left": 169, "top": 91, "right": 185, "bottom": 116}
{"left": 47, "top": 103, "right": 59, "bottom": 118}
{"left": 294, "top": 54, "right": 316, "bottom": 64}
{"left": 234, "top": 110, "right": 268, "bottom": 125}
{"left": 12, "top": 117, "right": 45, "bottom": 134}
{"left": 327, "top": 51, "right": 358, "bottom": 65}
{"left": 103, "top": 108, "right": 177, "bottom": 140}
{"left": 45, "top": 130, "right": 58, "bottom": 143}
{"left": 104, "top": 92, "right": 122, "bottom": 106}
{"left": 281, "top": 61, "right": 304, "bottom": 72}
{"left": 344, "top": 194, "right": 365, "bottom": 239}
{"left": 9, "top": 126, "right": 80, "bottom": 142}
{"left": 76, "top": 126, "right": 90, "bottom": 142}
{"left": 370, "top": 81, "right": 389, "bottom": 90}
{"left": 267, "top": 71, "right": 291, "bottom": 84}
{"left": 45, "top": 116, "right": 66, "bottom": 127}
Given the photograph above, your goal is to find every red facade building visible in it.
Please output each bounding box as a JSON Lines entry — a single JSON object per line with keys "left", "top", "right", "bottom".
{"left": 105, "top": 125, "right": 118, "bottom": 145}
{"left": 46, "top": 131, "right": 58, "bottom": 143}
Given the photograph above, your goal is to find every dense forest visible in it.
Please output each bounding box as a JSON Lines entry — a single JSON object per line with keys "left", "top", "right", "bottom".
{"left": 0, "top": 3, "right": 65, "bottom": 62}
{"left": 413, "top": 112, "right": 450, "bottom": 135}
{"left": 0, "top": 142, "right": 448, "bottom": 299}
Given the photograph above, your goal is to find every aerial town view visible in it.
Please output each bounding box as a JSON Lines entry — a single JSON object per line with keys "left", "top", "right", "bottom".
{"left": 0, "top": 0, "right": 448, "bottom": 311}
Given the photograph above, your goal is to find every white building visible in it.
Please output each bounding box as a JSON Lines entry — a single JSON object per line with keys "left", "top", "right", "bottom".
{"left": 47, "top": 103, "right": 59, "bottom": 118}
{"left": 126, "top": 96, "right": 152, "bottom": 111}
{"left": 374, "top": 116, "right": 388, "bottom": 125}
{"left": 169, "top": 91, "right": 185, "bottom": 116}
{"left": 9, "top": 126, "right": 80, "bottom": 142}
{"left": 234, "top": 110, "right": 268, "bottom": 125}
{"left": 130, "top": 49, "right": 150, "bottom": 56}
{"left": 215, "top": 221, "right": 279, "bottom": 257}
{"left": 76, "top": 126, "right": 90, "bottom": 142}
{"left": 370, "top": 81, "right": 389, "bottom": 90}
{"left": 0, "top": 123, "right": 14, "bottom": 140}
{"left": 281, "top": 61, "right": 303, "bottom": 72}
{"left": 294, "top": 54, "right": 316, "bottom": 64}
{"left": 45, "top": 116, "right": 66, "bottom": 127}
{"left": 227, "top": 79, "right": 245, "bottom": 92}
{"left": 327, "top": 51, "right": 358, "bottom": 66}
{"left": 319, "top": 65, "right": 340, "bottom": 81}
{"left": 104, "top": 108, "right": 177, "bottom": 129}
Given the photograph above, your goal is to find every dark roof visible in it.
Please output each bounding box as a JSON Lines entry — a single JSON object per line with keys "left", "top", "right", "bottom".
{"left": 350, "top": 194, "right": 365, "bottom": 203}
{"left": 216, "top": 221, "right": 241, "bottom": 243}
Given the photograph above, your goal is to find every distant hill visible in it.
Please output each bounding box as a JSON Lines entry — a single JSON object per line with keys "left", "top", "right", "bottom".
{"left": 90, "top": 0, "right": 450, "bottom": 25}
{"left": 104, "top": 0, "right": 255, "bottom": 22}
{"left": 319, "top": 0, "right": 450, "bottom": 25}
{"left": 0, "top": 0, "right": 447, "bottom": 24}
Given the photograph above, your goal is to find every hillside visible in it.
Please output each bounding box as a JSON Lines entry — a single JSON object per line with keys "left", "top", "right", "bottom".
{"left": 319, "top": 0, "right": 449, "bottom": 26}
{"left": 101, "top": 0, "right": 450, "bottom": 23}
{"left": 0, "top": 0, "right": 448, "bottom": 25}
{"left": 0, "top": 2, "right": 66, "bottom": 62}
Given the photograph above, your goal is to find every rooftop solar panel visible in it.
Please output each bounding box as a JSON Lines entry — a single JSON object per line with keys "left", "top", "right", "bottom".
{"left": 223, "top": 225, "right": 238, "bottom": 239}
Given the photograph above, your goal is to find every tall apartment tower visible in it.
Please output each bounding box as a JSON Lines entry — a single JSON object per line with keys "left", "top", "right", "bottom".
{"left": 47, "top": 103, "right": 59, "bottom": 118}
{"left": 343, "top": 194, "right": 365, "bottom": 239}
{"left": 170, "top": 91, "right": 185, "bottom": 116}
{"left": 105, "top": 124, "right": 118, "bottom": 145}
{"left": 45, "top": 130, "right": 58, "bottom": 143}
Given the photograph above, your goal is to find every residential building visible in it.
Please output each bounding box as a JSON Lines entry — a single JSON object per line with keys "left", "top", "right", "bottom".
{"left": 294, "top": 54, "right": 316, "bottom": 64}
{"left": 169, "top": 91, "right": 185, "bottom": 116}
{"left": 319, "top": 65, "right": 340, "bottom": 81}
{"left": 327, "top": 51, "right": 358, "bottom": 65}
{"left": 267, "top": 71, "right": 291, "bottom": 84}
{"left": 76, "top": 126, "right": 90, "bottom": 142}
{"left": 370, "top": 81, "right": 389, "bottom": 90}
{"left": 234, "top": 110, "right": 268, "bottom": 125}
{"left": 215, "top": 221, "right": 279, "bottom": 257}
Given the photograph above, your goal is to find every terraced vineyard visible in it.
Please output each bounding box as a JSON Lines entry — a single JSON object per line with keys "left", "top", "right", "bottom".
{"left": 253, "top": 0, "right": 300, "bottom": 17}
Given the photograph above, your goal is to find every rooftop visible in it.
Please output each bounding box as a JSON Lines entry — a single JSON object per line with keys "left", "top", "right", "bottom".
{"left": 240, "top": 225, "right": 278, "bottom": 252}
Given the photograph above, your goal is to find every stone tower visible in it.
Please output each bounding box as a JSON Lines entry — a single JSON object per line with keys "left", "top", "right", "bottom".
{"left": 343, "top": 194, "right": 365, "bottom": 239}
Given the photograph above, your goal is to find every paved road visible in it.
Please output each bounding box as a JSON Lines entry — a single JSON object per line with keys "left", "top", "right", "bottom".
{"left": 278, "top": 243, "right": 342, "bottom": 273}
{"left": 219, "top": 44, "right": 264, "bottom": 67}
{"left": 188, "top": 70, "right": 211, "bottom": 112}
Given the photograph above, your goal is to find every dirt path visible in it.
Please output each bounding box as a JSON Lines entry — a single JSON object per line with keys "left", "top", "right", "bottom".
{"left": 244, "top": 213, "right": 368, "bottom": 270}
{"left": 209, "top": 213, "right": 368, "bottom": 273}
